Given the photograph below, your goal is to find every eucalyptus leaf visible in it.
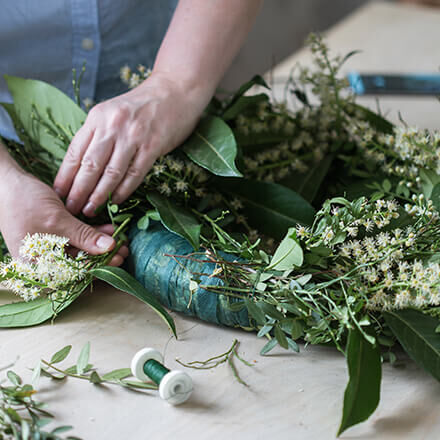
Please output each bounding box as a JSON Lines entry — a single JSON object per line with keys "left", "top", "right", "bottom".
{"left": 338, "top": 328, "right": 381, "bottom": 436}
{"left": 221, "top": 179, "right": 315, "bottom": 239}
{"left": 90, "top": 266, "right": 177, "bottom": 338}
{"left": 3, "top": 75, "right": 87, "bottom": 159}
{"left": 384, "top": 309, "right": 440, "bottom": 381}
{"left": 183, "top": 115, "right": 242, "bottom": 177}
{"left": 102, "top": 368, "right": 132, "bottom": 381}
{"left": 245, "top": 298, "right": 265, "bottom": 325}
{"left": 76, "top": 342, "right": 90, "bottom": 375}
{"left": 147, "top": 192, "right": 201, "bottom": 250}
{"left": 274, "top": 325, "right": 288, "bottom": 349}
{"left": 260, "top": 338, "right": 278, "bottom": 355}
{"left": 50, "top": 345, "right": 72, "bottom": 364}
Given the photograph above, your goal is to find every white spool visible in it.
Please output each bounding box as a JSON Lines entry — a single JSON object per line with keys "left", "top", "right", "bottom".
{"left": 131, "top": 347, "right": 193, "bottom": 405}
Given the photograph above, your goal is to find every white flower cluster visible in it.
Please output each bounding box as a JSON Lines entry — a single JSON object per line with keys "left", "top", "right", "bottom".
{"left": 120, "top": 64, "right": 152, "bottom": 89}
{"left": 0, "top": 233, "right": 88, "bottom": 302}
{"left": 146, "top": 155, "right": 209, "bottom": 198}
{"left": 351, "top": 124, "right": 440, "bottom": 189}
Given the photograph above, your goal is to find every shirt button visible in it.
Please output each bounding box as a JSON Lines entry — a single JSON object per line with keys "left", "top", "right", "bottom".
{"left": 81, "top": 38, "right": 94, "bottom": 51}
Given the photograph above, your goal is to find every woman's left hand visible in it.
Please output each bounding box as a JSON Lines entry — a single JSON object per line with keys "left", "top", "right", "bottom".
{"left": 53, "top": 72, "right": 205, "bottom": 217}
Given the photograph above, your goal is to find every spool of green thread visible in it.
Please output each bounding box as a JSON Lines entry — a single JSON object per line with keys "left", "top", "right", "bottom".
{"left": 131, "top": 348, "right": 193, "bottom": 405}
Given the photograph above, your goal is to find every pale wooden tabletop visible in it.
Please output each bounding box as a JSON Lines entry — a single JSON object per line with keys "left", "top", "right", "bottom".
{"left": 2, "top": 2, "right": 440, "bottom": 439}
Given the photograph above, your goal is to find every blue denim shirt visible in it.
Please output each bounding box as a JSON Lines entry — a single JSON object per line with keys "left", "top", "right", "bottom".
{"left": 0, "top": 0, "right": 177, "bottom": 140}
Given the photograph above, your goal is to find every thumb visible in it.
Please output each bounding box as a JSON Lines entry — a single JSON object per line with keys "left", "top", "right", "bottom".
{"left": 59, "top": 213, "right": 115, "bottom": 255}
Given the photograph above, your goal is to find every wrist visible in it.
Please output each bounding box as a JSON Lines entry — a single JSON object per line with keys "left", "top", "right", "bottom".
{"left": 139, "top": 70, "right": 213, "bottom": 115}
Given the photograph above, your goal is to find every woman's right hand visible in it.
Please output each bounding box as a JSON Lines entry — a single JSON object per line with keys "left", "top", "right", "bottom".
{"left": 0, "top": 169, "right": 127, "bottom": 265}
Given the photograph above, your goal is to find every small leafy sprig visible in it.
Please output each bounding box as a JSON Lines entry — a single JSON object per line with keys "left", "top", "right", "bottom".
{"left": 34, "top": 343, "right": 156, "bottom": 392}
{"left": 0, "top": 369, "right": 80, "bottom": 440}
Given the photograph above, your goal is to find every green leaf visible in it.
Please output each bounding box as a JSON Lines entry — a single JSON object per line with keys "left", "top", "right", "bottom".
{"left": 119, "top": 379, "right": 157, "bottom": 390}
{"left": 221, "top": 179, "right": 315, "bottom": 239}
{"left": 182, "top": 115, "right": 242, "bottom": 177}
{"left": 3, "top": 75, "right": 87, "bottom": 159}
{"left": 245, "top": 298, "right": 265, "bottom": 325}
{"left": 267, "top": 227, "right": 303, "bottom": 270}
{"left": 260, "top": 338, "right": 278, "bottom": 355}
{"left": 274, "top": 325, "right": 288, "bottom": 349}
{"left": 222, "top": 94, "right": 268, "bottom": 120}
{"left": 281, "top": 155, "right": 333, "bottom": 203}
{"left": 76, "top": 342, "right": 90, "bottom": 375}
{"left": 147, "top": 192, "right": 201, "bottom": 250}
{"left": 0, "top": 294, "right": 77, "bottom": 328}
{"left": 338, "top": 328, "right": 381, "bottom": 436}
{"left": 90, "top": 266, "right": 177, "bottom": 338}
{"left": 137, "top": 215, "right": 150, "bottom": 230}
{"left": 7, "top": 370, "right": 21, "bottom": 386}
{"left": 89, "top": 371, "right": 103, "bottom": 384}
{"left": 102, "top": 368, "right": 132, "bottom": 381}
{"left": 50, "top": 345, "right": 72, "bottom": 364}
{"left": 352, "top": 104, "right": 394, "bottom": 134}
{"left": 430, "top": 183, "right": 440, "bottom": 212}
{"left": 384, "top": 309, "right": 440, "bottom": 381}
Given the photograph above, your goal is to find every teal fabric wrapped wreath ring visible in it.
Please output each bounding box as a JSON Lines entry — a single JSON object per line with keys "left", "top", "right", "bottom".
{"left": 127, "top": 223, "right": 250, "bottom": 328}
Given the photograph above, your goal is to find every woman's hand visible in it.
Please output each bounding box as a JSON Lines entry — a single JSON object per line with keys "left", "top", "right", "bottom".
{"left": 0, "top": 171, "right": 128, "bottom": 266}
{"left": 53, "top": 72, "right": 205, "bottom": 217}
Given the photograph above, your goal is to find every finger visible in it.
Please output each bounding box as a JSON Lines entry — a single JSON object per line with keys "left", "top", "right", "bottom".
{"left": 82, "top": 141, "right": 137, "bottom": 217}
{"left": 112, "top": 149, "right": 156, "bottom": 204}
{"left": 53, "top": 125, "right": 94, "bottom": 198}
{"left": 58, "top": 213, "right": 115, "bottom": 255}
{"left": 118, "top": 245, "right": 129, "bottom": 258}
{"left": 108, "top": 254, "right": 124, "bottom": 267}
{"left": 65, "top": 131, "right": 114, "bottom": 214}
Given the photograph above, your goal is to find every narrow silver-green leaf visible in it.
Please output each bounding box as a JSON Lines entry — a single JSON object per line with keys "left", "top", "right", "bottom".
{"left": 76, "top": 342, "right": 90, "bottom": 375}
{"left": 102, "top": 368, "right": 132, "bottom": 381}
{"left": 384, "top": 309, "right": 440, "bottom": 381}
{"left": 260, "top": 338, "right": 278, "bottom": 356}
{"left": 90, "top": 266, "right": 177, "bottom": 338}
{"left": 183, "top": 116, "right": 242, "bottom": 177}
{"left": 338, "top": 328, "right": 381, "bottom": 436}
{"left": 50, "top": 345, "right": 72, "bottom": 364}
{"left": 147, "top": 192, "right": 201, "bottom": 250}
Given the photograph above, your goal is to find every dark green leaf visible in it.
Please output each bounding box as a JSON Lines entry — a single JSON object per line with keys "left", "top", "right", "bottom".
{"left": 245, "top": 298, "right": 265, "bottom": 325}
{"left": 76, "top": 342, "right": 90, "bottom": 375}
{"left": 50, "top": 345, "right": 72, "bottom": 364}
{"left": 147, "top": 192, "right": 201, "bottom": 250}
{"left": 286, "top": 337, "right": 300, "bottom": 353}
{"left": 384, "top": 309, "right": 440, "bottom": 381}
{"left": 431, "top": 184, "right": 440, "bottom": 212}
{"left": 4, "top": 75, "right": 86, "bottom": 158}
{"left": 222, "top": 94, "right": 268, "bottom": 120}
{"left": 338, "top": 328, "right": 381, "bottom": 436}
{"left": 352, "top": 104, "right": 394, "bottom": 134}
{"left": 226, "top": 74, "right": 269, "bottom": 106}
{"left": 221, "top": 179, "right": 315, "bottom": 239}
{"left": 183, "top": 116, "right": 242, "bottom": 177}
{"left": 50, "top": 426, "right": 74, "bottom": 434}
{"left": 274, "top": 325, "right": 288, "bottom": 349}
{"left": 281, "top": 155, "right": 333, "bottom": 203}
{"left": 90, "top": 266, "right": 177, "bottom": 338}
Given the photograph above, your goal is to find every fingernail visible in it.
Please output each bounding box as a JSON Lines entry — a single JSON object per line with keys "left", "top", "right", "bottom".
{"left": 83, "top": 201, "right": 96, "bottom": 217}
{"left": 96, "top": 235, "right": 114, "bottom": 251}
{"left": 66, "top": 199, "right": 77, "bottom": 212}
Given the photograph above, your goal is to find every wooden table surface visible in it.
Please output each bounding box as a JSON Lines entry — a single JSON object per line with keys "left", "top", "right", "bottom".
{"left": 2, "top": 2, "right": 440, "bottom": 439}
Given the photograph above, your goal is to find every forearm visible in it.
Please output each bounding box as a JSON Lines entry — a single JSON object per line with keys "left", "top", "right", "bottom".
{"left": 152, "top": 0, "right": 262, "bottom": 105}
